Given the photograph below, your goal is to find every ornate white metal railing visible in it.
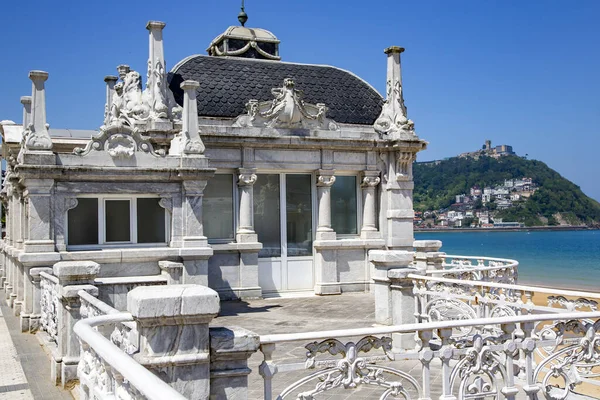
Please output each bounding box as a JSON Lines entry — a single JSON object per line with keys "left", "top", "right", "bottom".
{"left": 78, "top": 290, "right": 139, "bottom": 355}
{"left": 431, "top": 255, "right": 519, "bottom": 284}
{"left": 411, "top": 274, "right": 600, "bottom": 334}
{"left": 258, "top": 311, "right": 600, "bottom": 400}
{"left": 74, "top": 313, "right": 186, "bottom": 400}
{"left": 40, "top": 271, "right": 59, "bottom": 343}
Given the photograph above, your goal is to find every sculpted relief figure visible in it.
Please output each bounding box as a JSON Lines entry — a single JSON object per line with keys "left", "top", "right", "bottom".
{"left": 374, "top": 79, "right": 415, "bottom": 138}
{"left": 232, "top": 78, "right": 339, "bottom": 130}
{"left": 105, "top": 64, "right": 176, "bottom": 128}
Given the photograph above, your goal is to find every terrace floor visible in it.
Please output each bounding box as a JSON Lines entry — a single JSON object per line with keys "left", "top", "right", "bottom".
{"left": 213, "top": 293, "right": 442, "bottom": 400}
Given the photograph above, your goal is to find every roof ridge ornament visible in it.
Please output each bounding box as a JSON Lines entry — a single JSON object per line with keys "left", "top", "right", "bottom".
{"left": 238, "top": 0, "right": 248, "bottom": 27}
{"left": 23, "top": 71, "right": 53, "bottom": 152}
{"left": 232, "top": 78, "right": 339, "bottom": 131}
{"left": 374, "top": 47, "right": 417, "bottom": 139}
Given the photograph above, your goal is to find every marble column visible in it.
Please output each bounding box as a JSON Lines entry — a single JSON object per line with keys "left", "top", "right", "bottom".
{"left": 316, "top": 170, "right": 336, "bottom": 241}
{"left": 361, "top": 171, "right": 381, "bottom": 239}
{"left": 236, "top": 168, "right": 257, "bottom": 243}
{"left": 23, "top": 179, "right": 55, "bottom": 253}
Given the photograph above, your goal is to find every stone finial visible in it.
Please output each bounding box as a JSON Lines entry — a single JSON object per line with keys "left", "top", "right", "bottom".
{"left": 20, "top": 96, "right": 32, "bottom": 131}
{"left": 180, "top": 80, "right": 205, "bottom": 155}
{"left": 103, "top": 76, "right": 118, "bottom": 126}
{"left": 146, "top": 21, "right": 168, "bottom": 120}
{"left": 373, "top": 46, "right": 416, "bottom": 138}
{"left": 24, "top": 70, "right": 52, "bottom": 151}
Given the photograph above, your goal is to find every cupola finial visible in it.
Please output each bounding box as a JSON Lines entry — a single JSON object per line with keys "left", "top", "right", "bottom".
{"left": 238, "top": 0, "right": 248, "bottom": 26}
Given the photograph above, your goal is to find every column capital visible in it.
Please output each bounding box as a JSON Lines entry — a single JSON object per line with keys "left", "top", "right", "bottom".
{"left": 361, "top": 171, "right": 381, "bottom": 188}
{"left": 317, "top": 170, "right": 336, "bottom": 187}
{"left": 237, "top": 168, "right": 257, "bottom": 186}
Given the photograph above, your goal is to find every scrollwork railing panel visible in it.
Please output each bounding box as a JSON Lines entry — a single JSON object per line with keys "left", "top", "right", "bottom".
{"left": 40, "top": 272, "right": 59, "bottom": 343}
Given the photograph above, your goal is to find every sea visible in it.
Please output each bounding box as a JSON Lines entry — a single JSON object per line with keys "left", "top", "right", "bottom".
{"left": 414, "top": 230, "right": 600, "bottom": 292}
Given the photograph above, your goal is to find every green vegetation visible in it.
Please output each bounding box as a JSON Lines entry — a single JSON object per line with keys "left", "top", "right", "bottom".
{"left": 414, "top": 156, "right": 600, "bottom": 226}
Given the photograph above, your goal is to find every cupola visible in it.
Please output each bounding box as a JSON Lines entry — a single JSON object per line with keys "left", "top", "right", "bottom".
{"left": 206, "top": 2, "right": 280, "bottom": 60}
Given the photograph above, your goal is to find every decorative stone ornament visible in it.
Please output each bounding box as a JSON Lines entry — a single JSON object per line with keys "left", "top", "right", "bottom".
{"left": 374, "top": 47, "right": 416, "bottom": 139}
{"left": 73, "top": 121, "right": 165, "bottom": 159}
{"left": 103, "top": 22, "right": 181, "bottom": 132}
{"left": 24, "top": 71, "right": 53, "bottom": 151}
{"left": 232, "top": 78, "right": 339, "bottom": 130}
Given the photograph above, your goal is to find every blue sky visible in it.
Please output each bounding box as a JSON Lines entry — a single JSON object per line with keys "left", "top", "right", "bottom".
{"left": 1, "top": 1, "right": 599, "bottom": 199}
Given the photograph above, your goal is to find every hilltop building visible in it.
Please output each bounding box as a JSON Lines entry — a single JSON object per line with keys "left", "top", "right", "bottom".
{"left": 459, "top": 139, "right": 516, "bottom": 159}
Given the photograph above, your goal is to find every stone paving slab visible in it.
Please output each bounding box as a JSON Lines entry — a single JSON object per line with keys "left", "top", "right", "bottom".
{"left": 0, "top": 307, "right": 33, "bottom": 399}
{"left": 0, "top": 302, "right": 72, "bottom": 400}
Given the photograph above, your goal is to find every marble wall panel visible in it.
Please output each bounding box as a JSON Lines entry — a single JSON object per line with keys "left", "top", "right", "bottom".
{"left": 208, "top": 253, "right": 240, "bottom": 290}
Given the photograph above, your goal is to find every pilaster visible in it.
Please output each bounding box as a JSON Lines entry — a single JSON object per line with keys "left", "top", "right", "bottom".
{"left": 22, "top": 178, "right": 55, "bottom": 253}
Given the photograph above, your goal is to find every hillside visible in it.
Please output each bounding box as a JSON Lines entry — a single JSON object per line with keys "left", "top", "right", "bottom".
{"left": 413, "top": 156, "right": 600, "bottom": 227}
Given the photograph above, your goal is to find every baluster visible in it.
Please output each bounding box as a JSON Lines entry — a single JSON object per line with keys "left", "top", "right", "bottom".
{"left": 418, "top": 330, "right": 434, "bottom": 400}
{"left": 520, "top": 322, "right": 540, "bottom": 399}
{"left": 259, "top": 343, "right": 277, "bottom": 400}
{"left": 438, "top": 328, "right": 457, "bottom": 400}
{"left": 501, "top": 323, "right": 519, "bottom": 400}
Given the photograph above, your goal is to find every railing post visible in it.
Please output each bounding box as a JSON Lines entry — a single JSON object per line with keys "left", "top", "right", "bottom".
{"left": 369, "top": 249, "right": 420, "bottom": 351}
{"left": 52, "top": 261, "right": 100, "bottom": 387}
{"left": 27, "top": 267, "right": 52, "bottom": 333}
{"left": 413, "top": 240, "right": 445, "bottom": 275}
{"left": 418, "top": 330, "right": 434, "bottom": 400}
{"left": 438, "top": 327, "right": 457, "bottom": 400}
{"left": 258, "top": 343, "right": 276, "bottom": 400}
{"left": 158, "top": 260, "right": 183, "bottom": 284}
{"left": 127, "top": 284, "right": 220, "bottom": 398}
{"left": 209, "top": 327, "right": 260, "bottom": 399}
{"left": 501, "top": 323, "right": 519, "bottom": 400}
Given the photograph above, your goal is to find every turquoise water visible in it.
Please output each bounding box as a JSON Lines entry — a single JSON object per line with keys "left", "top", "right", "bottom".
{"left": 415, "top": 230, "right": 600, "bottom": 291}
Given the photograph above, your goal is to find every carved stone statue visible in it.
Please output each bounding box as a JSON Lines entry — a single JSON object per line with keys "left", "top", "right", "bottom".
{"left": 232, "top": 78, "right": 339, "bottom": 130}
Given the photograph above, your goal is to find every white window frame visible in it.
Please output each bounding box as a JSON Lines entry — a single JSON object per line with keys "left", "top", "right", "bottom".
{"left": 331, "top": 173, "right": 361, "bottom": 238}
{"left": 66, "top": 194, "right": 170, "bottom": 250}
{"left": 205, "top": 172, "right": 238, "bottom": 244}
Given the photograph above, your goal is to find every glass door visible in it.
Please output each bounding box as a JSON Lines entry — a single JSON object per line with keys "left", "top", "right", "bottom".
{"left": 255, "top": 173, "right": 314, "bottom": 292}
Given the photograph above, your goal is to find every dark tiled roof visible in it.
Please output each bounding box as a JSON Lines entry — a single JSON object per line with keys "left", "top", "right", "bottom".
{"left": 168, "top": 55, "right": 384, "bottom": 125}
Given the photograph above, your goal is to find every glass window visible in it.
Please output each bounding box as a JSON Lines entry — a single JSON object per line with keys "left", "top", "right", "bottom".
{"left": 254, "top": 174, "right": 281, "bottom": 258}
{"left": 203, "top": 175, "right": 234, "bottom": 241}
{"left": 105, "top": 200, "right": 131, "bottom": 242}
{"left": 137, "top": 198, "right": 166, "bottom": 243}
{"left": 67, "top": 198, "right": 98, "bottom": 245}
{"left": 331, "top": 176, "right": 358, "bottom": 235}
{"left": 286, "top": 174, "right": 312, "bottom": 256}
